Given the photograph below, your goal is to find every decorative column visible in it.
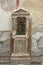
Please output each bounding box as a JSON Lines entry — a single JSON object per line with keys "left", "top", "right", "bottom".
{"left": 12, "top": 17, "right": 17, "bottom": 38}
{"left": 29, "top": 16, "right": 32, "bottom": 57}
{"left": 12, "top": 17, "right": 17, "bottom": 53}
{"left": 26, "top": 17, "right": 29, "bottom": 30}
{"left": 26, "top": 17, "right": 29, "bottom": 53}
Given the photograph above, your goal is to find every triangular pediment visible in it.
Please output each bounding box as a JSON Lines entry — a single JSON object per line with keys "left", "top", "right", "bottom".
{"left": 12, "top": 8, "right": 30, "bottom": 15}
{"left": 15, "top": 8, "right": 27, "bottom": 13}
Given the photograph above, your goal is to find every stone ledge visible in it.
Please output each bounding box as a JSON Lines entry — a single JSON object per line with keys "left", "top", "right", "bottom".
{"left": 11, "top": 53, "right": 29, "bottom": 57}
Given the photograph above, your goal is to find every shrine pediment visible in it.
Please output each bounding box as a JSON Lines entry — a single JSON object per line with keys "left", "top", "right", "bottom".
{"left": 12, "top": 8, "right": 30, "bottom": 15}
{"left": 15, "top": 9, "right": 27, "bottom": 13}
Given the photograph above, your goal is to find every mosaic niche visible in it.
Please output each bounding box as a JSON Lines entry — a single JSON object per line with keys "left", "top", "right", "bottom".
{"left": 16, "top": 17, "right": 26, "bottom": 35}
{"left": 14, "top": 38, "right": 27, "bottom": 53}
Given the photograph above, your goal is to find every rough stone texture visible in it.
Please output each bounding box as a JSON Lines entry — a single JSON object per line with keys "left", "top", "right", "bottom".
{"left": 0, "top": 40, "right": 10, "bottom": 57}
{"left": 20, "top": 0, "right": 43, "bottom": 23}
{"left": 20, "top": 0, "right": 43, "bottom": 34}
{"left": 0, "top": 32, "right": 10, "bottom": 63}
{"left": 0, "top": 57, "right": 10, "bottom": 63}
{"left": 32, "top": 24, "right": 43, "bottom": 34}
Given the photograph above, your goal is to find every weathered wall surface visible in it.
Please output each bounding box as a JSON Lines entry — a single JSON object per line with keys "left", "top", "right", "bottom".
{"left": 0, "top": 4, "right": 12, "bottom": 31}
{"left": 20, "top": 0, "right": 43, "bottom": 34}
{"left": 0, "top": 0, "right": 43, "bottom": 33}
{"left": 20, "top": 0, "right": 43, "bottom": 24}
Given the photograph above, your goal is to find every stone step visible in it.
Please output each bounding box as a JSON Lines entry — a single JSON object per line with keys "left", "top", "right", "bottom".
{"left": 11, "top": 58, "right": 31, "bottom": 65}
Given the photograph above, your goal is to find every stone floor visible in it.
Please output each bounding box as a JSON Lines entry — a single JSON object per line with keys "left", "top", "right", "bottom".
{"left": 0, "top": 63, "right": 42, "bottom": 65}
{"left": 0, "top": 56, "right": 43, "bottom": 65}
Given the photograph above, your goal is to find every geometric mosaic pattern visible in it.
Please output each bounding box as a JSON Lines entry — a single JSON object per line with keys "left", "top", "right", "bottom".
{"left": 14, "top": 38, "right": 27, "bottom": 53}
